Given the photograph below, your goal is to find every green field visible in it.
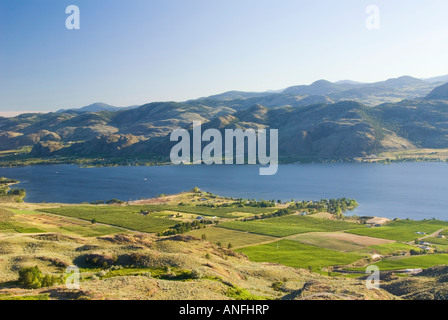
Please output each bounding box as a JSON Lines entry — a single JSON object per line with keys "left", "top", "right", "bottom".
{"left": 188, "top": 227, "right": 277, "bottom": 248}
{"left": 40, "top": 206, "right": 176, "bottom": 233}
{"left": 0, "top": 208, "right": 44, "bottom": 233}
{"left": 287, "top": 232, "right": 390, "bottom": 252}
{"left": 60, "top": 225, "right": 125, "bottom": 237}
{"left": 237, "top": 240, "right": 363, "bottom": 270}
{"left": 8, "top": 209, "right": 41, "bottom": 215}
{"left": 39, "top": 203, "right": 278, "bottom": 233}
{"left": 424, "top": 236, "right": 448, "bottom": 246}
{"left": 346, "top": 220, "right": 448, "bottom": 242}
{"left": 220, "top": 215, "right": 362, "bottom": 237}
{"left": 367, "top": 254, "right": 448, "bottom": 271}
{"left": 361, "top": 242, "right": 416, "bottom": 255}
{"left": 0, "top": 223, "right": 44, "bottom": 233}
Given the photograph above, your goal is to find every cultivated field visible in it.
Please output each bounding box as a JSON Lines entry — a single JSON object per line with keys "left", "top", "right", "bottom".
{"left": 353, "top": 254, "right": 448, "bottom": 271}
{"left": 0, "top": 208, "right": 124, "bottom": 237}
{"left": 346, "top": 220, "right": 448, "bottom": 242}
{"left": 237, "top": 240, "right": 363, "bottom": 271}
{"left": 287, "top": 232, "right": 392, "bottom": 252}
{"left": 360, "top": 242, "right": 416, "bottom": 256}
{"left": 220, "top": 215, "right": 363, "bottom": 237}
{"left": 188, "top": 227, "right": 277, "bottom": 248}
{"left": 40, "top": 206, "right": 180, "bottom": 234}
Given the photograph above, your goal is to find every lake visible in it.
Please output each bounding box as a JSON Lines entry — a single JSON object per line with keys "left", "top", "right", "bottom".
{"left": 1, "top": 162, "right": 447, "bottom": 221}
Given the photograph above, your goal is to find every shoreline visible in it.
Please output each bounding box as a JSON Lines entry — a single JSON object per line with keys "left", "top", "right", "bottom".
{"left": 2, "top": 147, "right": 448, "bottom": 168}
{"left": 1, "top": 156, "right": 448, "bottom": 169}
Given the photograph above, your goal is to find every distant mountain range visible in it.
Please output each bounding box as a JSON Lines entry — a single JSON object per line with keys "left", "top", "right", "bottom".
{"left": 189, "top": 75, "right": 446, "bottom": 110}
{"left": 1, "top": 75, "right": 448, "bottom": 160}
{"left": 56, "top": 102, "right": 141, "bottom": 113}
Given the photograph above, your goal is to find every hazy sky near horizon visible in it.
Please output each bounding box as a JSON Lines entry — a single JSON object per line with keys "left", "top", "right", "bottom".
{"left": 1, "top": 0, "right": 448, "bottom": 112}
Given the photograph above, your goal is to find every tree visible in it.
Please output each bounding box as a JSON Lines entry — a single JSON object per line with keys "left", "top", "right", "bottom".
{"left": 227, "top": 243, "right": 233, "bottom": 249}
{"left": 18, "top": 266, "right": 62, "bottom": 289}
{"left": 201, "top": 234, "right": 207, "bottom": 241}
{"left": 18, "top": 266, "right": 42, "bottom": 289}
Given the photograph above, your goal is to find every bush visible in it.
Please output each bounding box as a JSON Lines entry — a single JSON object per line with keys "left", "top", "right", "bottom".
{"left": 163, "top": 267, "right": 177, "bottom": 279}
{"left": 226, "top": 287, "right": 265, "bottom": 300}
{"left": 84, "top": 254, "right": 117, "bottom": 268}
{"left": 271, "top": 281, "right": 285, "bottom": 292}
{"left": 190, "top": 269, "right": 203, "bottom": 279}
{"left": 18, "top": 266, "right": 63, "bottom": 289}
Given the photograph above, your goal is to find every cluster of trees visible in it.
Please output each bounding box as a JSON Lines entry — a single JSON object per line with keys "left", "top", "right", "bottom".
{"left": 288, "top": 198, "right": 358, "bottom": 216}
{"left": 90, "top": 199, "right": 125, "bottom": 205}
{"left": 160, "top": 219, "right": 217, "bottom": 236}
{"left": 0, "top": 187, "right": 26, "bottom": 198}
{"left": 0, "top": 177, "right": 24, "bottom": 198}
{"left": 18, "top": 266, "right": 64, "bottom": 289}
{"left": 198, "top": 199, "right": 277, "bottom": 209}
{"left": 242, "top": 200, "right": 276, "bottom": 208}
{"left": 241, "top": 208, "right": 293, "bottom": 222}
{"left": 0, "top": 177, "right": 18, "bottom": 185}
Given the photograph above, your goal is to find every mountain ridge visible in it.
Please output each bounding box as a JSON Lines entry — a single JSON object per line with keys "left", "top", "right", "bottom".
{"left": 56, "top": 102, "right": 141, "bottom": 113}
{"left": 1, "top": 79, "right": 448, "bottom": 161}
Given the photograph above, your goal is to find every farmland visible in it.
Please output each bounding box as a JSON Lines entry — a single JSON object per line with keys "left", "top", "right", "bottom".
{"left": 346, "top": 219, "right": 448, "bottom": 242}
{"left": 1, "top": 186, "right": 448, "bottom": 300}
{"left": 39, "top": 203, "right": 279, "bottom": 233}
{"left": 220, "top": 215, "right": 362, "bottom": 237}
{"left": 0, "top": 207, "right": 124, "bottom": 237}
{"left": 172, "top": 206, "right": 277, "bottom": 219}
{"left": 287, "top": 232, "right": 392, "bottom": 252}
{"left": 237, "top": 240, "right": 363, "bottom": 271}
{"left": 360, "top": 242, "right": 416, "bottom": 256}
{"left": 40, "top": 206, "right": 179, "bottom": 234}
{"left": 188, "top": 227, "right": 277, "bottom": 248}
{"left": 357, "top": 254, "right": 448, "bottom": 271}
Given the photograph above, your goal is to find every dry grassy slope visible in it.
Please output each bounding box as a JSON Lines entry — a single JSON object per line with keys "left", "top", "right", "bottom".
{"left": 0, "top": 232, "right": 396, "bottom": 300}
{"left": 382, "top": 266, "right": 448, "bottom": 300}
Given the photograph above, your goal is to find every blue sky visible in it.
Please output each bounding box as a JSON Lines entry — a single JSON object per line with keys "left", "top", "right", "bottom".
{"left": 1, "top": 0, "right": 448, "bottom": 112}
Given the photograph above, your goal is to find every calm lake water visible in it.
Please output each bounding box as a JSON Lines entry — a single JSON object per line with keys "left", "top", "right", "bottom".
{"left": 1, "top": 163, "right": 447, "bottom": 221}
